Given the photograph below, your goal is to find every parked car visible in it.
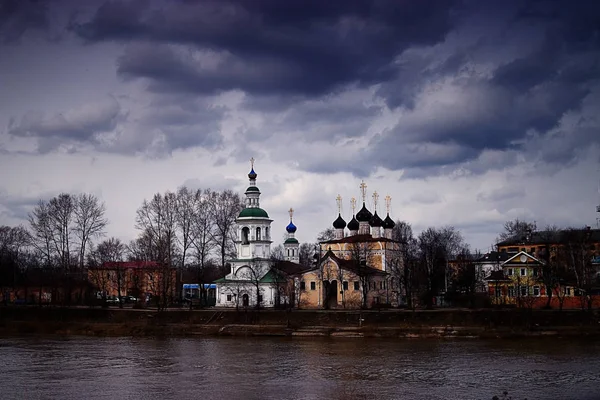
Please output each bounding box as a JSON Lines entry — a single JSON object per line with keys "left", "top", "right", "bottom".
{"left": 106, "top": 295, "right": 120, "bottom": 304}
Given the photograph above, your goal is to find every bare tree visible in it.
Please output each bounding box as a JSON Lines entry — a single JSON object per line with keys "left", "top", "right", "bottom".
{"left": 0, "top": 226, "right": 29, "bottom": 304}
{"left": 74, "top": 193, "right": 107, "bottom": 269}
{"left": 317, "top": 228, "right": 335, "bottom": 242}
{"left": 135, "top": 192, "right": 178, "bottom": 310}
{"left": 270, "top": 244, "right": 285, "bottom": 261}
{"left": 28, "top": 200, "right": 54, "bottom": 268}
{"left": 94, "top": 237, "right": 126, "bottom": 307}
{"left": 210, "top": 190, "right": 243, "bottom": 268}
{"left": 536, "top": 226, "right": 560, "bottom": 308}
{"left": 497, "top": 219, "right": 537, "bottom": 242}
{"left": 48, "top": 193, "right": 76, "bottom": 273}
{"left": 299, "top": 242, "right": 317, "bottom": 267}
{"left": 192, "top": 189, "right": 217, "bottom": 270}
{"left": 347, "top": 241, "right": 376, "bottom": 309}
{"left": 562, "top": 227, "right": 596, "bottom": 310}
{"left": 418, "top": 228, "right": 446, "bottom": 309}
{"left": 392, "top": 221, "right": 416, "bottom": 308}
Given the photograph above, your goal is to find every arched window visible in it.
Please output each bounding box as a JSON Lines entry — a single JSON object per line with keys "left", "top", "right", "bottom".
{"left": 265, "top": 227, "right": 269, "bottom": 239}
{"left": 256, "top": 227, "right": 261, "bottom": 240}
{"left": 242, "top": 227, "right": 250, "bottom": 245}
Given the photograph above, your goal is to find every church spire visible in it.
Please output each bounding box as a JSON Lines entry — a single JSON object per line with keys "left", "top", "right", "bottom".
{"left": 348, "top": 196, "right": 359, "bottom": 235}
{"left": 245, "top": 157, "right": 260, "bottom": 209}
{"left": 383, "top": 194, "right": 395, "bottom": 238}
{"left": 284, "top": 207, "right": 299, "bottom": 262}
{"left": 332, "top": 194, "right": 346, "bottom": 239}
{"left": 356, "top": 181, "right": 372, "bottom": 235}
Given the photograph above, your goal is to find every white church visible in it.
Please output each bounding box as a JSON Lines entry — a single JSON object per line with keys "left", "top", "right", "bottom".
{"left": 215, "top": 159, "right": 302, "bottom": 308}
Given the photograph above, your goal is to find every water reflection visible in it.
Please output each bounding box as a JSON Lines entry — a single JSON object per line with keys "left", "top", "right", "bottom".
{"left": 1, "top": 336, "right": 599, "bottom": 400}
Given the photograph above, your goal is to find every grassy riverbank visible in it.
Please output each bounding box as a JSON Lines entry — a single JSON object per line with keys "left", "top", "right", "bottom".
{"left": 1, "top": 306, "right": 600, "bottom": 339}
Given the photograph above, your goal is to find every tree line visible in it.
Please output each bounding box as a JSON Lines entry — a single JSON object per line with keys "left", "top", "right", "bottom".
{"left": 0, "top": 187, "right": 244, "bottom": 306}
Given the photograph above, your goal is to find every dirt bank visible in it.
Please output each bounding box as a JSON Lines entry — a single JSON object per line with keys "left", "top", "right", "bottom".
{"left": 1, "top": 307, "right": 600, "bottom": 339}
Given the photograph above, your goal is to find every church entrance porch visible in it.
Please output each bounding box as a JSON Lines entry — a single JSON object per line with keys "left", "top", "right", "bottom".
{"left": 323, "top": 280, "right": 338, "bottom": 309}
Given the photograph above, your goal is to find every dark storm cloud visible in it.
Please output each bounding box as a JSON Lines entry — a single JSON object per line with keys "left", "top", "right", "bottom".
{"left": 139, "top": 99, "right": 225, "bottom": 153}
{"left": 62, "top": 0, "right": 600, "bottom": 177}
{"left": 359, "top": 1, "right": 600, "bottom": 175}
{"left": 73, "top": 0, "right": 458, "bottom": 96}
{"left": 6, "top": 98, "right": 121, "bottom": 152}
{"left": 0, "top": 0, "right": 48, "bottom": 43}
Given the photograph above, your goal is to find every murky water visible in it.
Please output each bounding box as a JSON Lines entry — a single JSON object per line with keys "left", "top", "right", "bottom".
{"left": 1, "top": 336, "right": 599, "bottom": 400}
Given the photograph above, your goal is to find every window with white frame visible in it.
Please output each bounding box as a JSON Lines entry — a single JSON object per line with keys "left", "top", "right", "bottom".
{"left": 508, "top": 286, "right": 515, "bottom": 297}
{"left": 507, "top": 268, "right": 513, "bottom": 276}
{"left": 227, "top": 294, "right": 232, "bottom": 301}
{"left": 520, "top": 268, "right": 526, "bottom": 277}
{"left": 520, "top": 285, "right": 528, "bottom": 297}
{"left": 533, "top": 286, "right": 540, "bottom": 296}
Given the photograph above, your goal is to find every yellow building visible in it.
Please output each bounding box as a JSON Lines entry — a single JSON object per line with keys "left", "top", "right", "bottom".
{"left": 297, "top": 186, "right": 402, "bottom": 309}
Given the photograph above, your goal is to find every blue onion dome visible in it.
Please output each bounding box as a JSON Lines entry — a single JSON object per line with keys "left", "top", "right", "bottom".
{"left": 333, "top": 213, "right": 346, "bottom": 229}
{"left": 369, "top": 211, "right": 383, "bottom": 227}
{"left": 383, "top": 214, "right": 395, "bottom": 229}
{"left": 286, "top": 221, "right": 297, "bottom": 233}
{"left": 348, "top": 216, "right": 359, "bottom": 231}
{"left": 248, "top": 168, "right": 257, "bottom": 179}
{"left": 356, "top": 202, "right": 372, "bottom": 222}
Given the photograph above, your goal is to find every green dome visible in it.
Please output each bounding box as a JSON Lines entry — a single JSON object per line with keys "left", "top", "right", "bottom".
{"left": 238, "top": 207, "right": 269, "bottom": 218}
{"left": 284, "top": 237, "right": 299, "bottom": 244}
{"left": 245, "top": 186, "right": 260, "bottom": 192}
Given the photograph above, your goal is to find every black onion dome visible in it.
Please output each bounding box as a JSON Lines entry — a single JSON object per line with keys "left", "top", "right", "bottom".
{"left": 383, "top": 214, "right": 395, "bottom": 229}
{"left": 333, "top": 213, "right": 347, "bottom": 229}
{"left": 369, "top": 211, "right": 383, "bottom": 227}
{"left": 347, "top": 216, "right": 359, "bottom": 231}
{"left": 248, "top": 168, "right": 257, "bottom": 179}
{"left": 355, "top": 202, "right": 372, "bottom": 222}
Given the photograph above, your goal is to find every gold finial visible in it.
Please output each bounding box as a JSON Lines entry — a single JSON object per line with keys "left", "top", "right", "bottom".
{"left": 372, "top": 191, "right": 379, "bottom": 212}
{"left": 385, "top": 195, "right": 392, "bottom": 214}
{"left": 288, "top": 207, "right": 294, "bottom": 220}
{"left": 336, "top": 194, "right": 342, "bottom": 214}
{"left": 250, "top": 157, "right": 255, "bottom": 169}
{"left": 359, "top": 181, "right": 367, "bottom": 202}
{"left": 350, "top": 197, "right": 357, "bottom": 214}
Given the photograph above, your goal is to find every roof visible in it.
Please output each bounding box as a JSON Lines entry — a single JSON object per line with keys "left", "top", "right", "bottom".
{"left": 321, "top": 250, "right": 387, "bottom": 276}
{"left": 485, "top": 270, "right": 512, "bottom": 282}
{"left": 476, "top": 251, "right": 512, "bottom": 263}
{"left": 245, "top": 186, "right": 260, "bottom": 192}
{"left": 347, "top": 216, "right": 359, "bottom": 231}
{"left": 321, "top": 233, "right": 399, "bottom": 245}
{"left": 496, "top": 228, "right": 600, "bottom": 247}
{"left": 356, "top": 203, "right": 372, "bottom": 222}
{"left": 286, "top": 221, "right": 297, "bottom": 233}
{"left": 238, "top": 207, "right": 269, "bottom": 218}
{"left": 272, "top": 260, "right": 311, "bottom": 275}
{"left": 503, "top": 251, "right": 544, "bottom": 265}
{"left": 369, "top": 211, "right": 383, "bottom": 227}
{"left": 284, "top": 237, "right": 299, "bottom": 244}
{"left": 333, "top": 213, "right": 347, "bottom": 229}
{"left": 382, "top": 214, "right": 395, "bottom": 229}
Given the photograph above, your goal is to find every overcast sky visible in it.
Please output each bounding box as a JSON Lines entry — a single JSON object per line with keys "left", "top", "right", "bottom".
{"left": 1, "top": 0, "right": 599, "bottom": 252}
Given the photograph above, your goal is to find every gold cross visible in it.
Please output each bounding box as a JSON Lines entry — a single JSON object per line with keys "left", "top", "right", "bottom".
{"left": 336, "top": 194, "right": 342, "bottom": 213}
{"left": 350, "top": 197, "right": 356, "bottom": 214}
{"left": 250, "top": 157, "right": 255, "bottom": 169}
{"left": 360, "top": 181, "right": 367, "bottom": 202}
{"left": 288, "top": 207, "right": 294, "bottom": 219}
{"left": 372, "top": 191, "right": 379, "bottom": 212}
{"left": 385, "top": 195, "right": 392, "bottom": 214}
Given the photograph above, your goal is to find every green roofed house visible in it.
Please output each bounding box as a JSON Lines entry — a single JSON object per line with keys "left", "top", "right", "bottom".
{"left": 215, "top": 158, "right": 308, "bottom": 309}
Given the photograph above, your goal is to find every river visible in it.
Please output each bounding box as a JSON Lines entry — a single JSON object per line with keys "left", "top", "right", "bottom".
{"left": 1, "top": 336, "right": 599, "bottom": 400}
